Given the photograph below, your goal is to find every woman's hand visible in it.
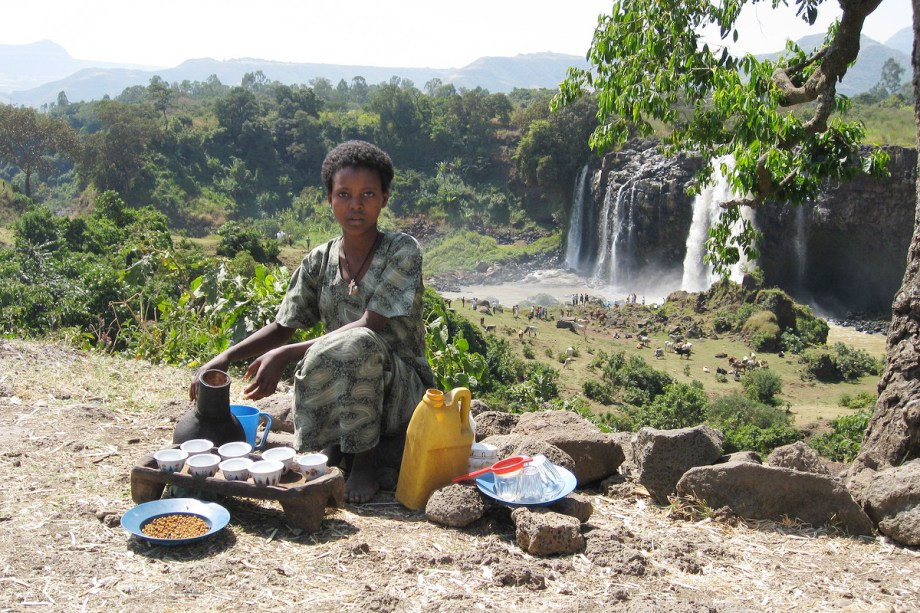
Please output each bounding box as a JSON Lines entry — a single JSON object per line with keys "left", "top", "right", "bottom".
{"left": 189, "top": 357, "right": 230, "bottom": 401}
{"left": 240, "top": 346, "right": 296, "bottom": 401}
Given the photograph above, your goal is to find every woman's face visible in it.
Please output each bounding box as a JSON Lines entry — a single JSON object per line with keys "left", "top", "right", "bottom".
{"left": 328, "top": 166, "right": 389, "bottom": 237}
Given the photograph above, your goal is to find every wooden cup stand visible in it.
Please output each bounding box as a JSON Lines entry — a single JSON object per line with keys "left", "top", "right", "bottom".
{"left": 130, "top": 449, "right": 345, "bottom": 533}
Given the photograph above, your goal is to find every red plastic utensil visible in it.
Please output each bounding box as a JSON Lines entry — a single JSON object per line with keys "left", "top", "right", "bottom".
{"left": 452, "top": 455, "right": 532, "bottom": 482}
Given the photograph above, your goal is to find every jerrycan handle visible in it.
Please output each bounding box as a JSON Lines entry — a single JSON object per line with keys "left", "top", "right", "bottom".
{"left": 443, "top": 387, "right": 472, "bottom": 431}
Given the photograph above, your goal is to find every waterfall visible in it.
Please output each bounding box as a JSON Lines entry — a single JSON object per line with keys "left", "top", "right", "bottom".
{"left": 681, "top": 157, "right": 755, "bottom": 291}
{"left": 593, "top": 181, "right": 632, "bottom": 285}
{"left": 794, "top": 204, "right": 807, "bottom": 289}
{"left": 565, "top": 164, "right": 590, "bottom": 271}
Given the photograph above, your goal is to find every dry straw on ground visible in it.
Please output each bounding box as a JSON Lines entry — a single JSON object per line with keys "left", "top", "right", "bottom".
{"left": 1, "top": 338, "right": 917, "bottom": 611}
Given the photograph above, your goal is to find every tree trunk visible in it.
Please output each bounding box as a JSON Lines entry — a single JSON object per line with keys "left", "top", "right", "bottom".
{"left": 846, "top": 0, "right": 920, "bottom": 502}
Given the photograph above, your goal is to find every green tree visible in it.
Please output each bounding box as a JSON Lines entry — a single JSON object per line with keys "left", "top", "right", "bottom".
{"left": 875, "top": 58, "right": 905, "bottom": 98}
{"left": 555, "top": 0, "right": 919, "bottom": 502}
{"left": 0, "top": 104, "right": 80, "bottom": 198}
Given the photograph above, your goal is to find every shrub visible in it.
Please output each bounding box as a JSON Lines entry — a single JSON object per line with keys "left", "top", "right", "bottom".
{"left": 743, "top": 310, "right": 781, "bottom": 351}
{"left": 741, "top": 368, "right": 783, "bottom": 405}
{"left": 634, "top": 381, "right": 709, "bottom": 430}
{"left": 594, "top": 350, "right": 673, "bottom": 407}
{"left": 583, "top": 380, "right": 615, "bottom": 405}
{"left": 706, "top": 393, "right": 800, "bottom": 455}
{"left": 808, "top": 409, "right": 872, "bottom": 462}
{"left": 801, "top": 343, "right": 883, "bottom": 382}
{"left": 216, "top": 221, "right": 278, "bottom": 263}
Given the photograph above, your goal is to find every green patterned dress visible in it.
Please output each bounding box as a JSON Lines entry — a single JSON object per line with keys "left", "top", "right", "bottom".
{"left": 275, "top": 231, "right": 434, "bottom": 454}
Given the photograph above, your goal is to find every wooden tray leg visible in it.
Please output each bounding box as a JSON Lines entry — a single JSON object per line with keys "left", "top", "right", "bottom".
{"left": 279, "top": 476, "right": 346, "bottom": 533}
{"left": 131, "top": 474, "right": 166, "bottom": 504}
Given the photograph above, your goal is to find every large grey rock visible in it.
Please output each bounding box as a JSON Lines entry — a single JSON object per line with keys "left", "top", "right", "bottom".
{"left": 632, "top": 425, "right": 723, "bottom": 504}
{"left": 676, "top": 461, "right": 873, "bottom": 535}
{"left": 511, "top": 410, "right": 624, "bottom": 485}
{"left": 479, "top": 434, "right": 575, "bottom": 472}
{"left": 511, "top": 507, "right": 585, "bottom": 556}
{"left": 474, "top": 411, "right": 520, "bottom": 441}
{"left": 425, "top": 484, "right": 485, "bottom": 528}
{"left": 862, "top": 459, "right": 920, "bottom": 546}
{"left": 767, "top": 441, "right": 829, "bottom": 475}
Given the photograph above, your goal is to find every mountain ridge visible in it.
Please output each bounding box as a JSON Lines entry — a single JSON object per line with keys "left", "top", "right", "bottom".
{"left": 1, "top": 27, "right": 913, "bottom": 107}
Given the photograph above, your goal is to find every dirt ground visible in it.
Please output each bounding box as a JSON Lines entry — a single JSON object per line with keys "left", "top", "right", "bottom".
{"left": 1, "top": 338, "right": 918, "bottom": 612}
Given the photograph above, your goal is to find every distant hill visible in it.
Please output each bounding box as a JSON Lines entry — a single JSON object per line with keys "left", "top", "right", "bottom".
{"left": 0, "top": 43, "right": 589, "bottom": 107}
{"left": 1, "top": 28, "right": 913, "bottom": 107}
{"left": 885, "top": 27, "right": 914, "bottom": 57}
{"left": 0, "top": 40, "right": 157, "bottom": 94}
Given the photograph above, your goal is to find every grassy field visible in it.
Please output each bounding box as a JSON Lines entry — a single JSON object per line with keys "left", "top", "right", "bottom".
{"left": 457, "top": 299, "right": 885, "bottom": 427}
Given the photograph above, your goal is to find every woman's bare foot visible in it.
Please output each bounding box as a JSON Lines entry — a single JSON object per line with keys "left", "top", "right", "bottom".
{"left": 345, "top": 448, "right": 379, "bottom": 503}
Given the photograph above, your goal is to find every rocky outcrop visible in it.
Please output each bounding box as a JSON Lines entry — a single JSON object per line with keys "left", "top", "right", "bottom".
{"left": 676, "top": 461, "right": 874, "bottom": 535}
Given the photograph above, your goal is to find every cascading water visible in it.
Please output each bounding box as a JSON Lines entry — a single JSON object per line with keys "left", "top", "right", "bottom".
{"left": 565, "top": 164, "right": 590, "bottom": 271}
{"left": 593, "top": 181, "right": 633, "bottom": 286}
{"left": 794, "top": 204, "right": 807, "bottom": 289}
{"left": 681, "top": 157, "right": 756, "bottom": 292}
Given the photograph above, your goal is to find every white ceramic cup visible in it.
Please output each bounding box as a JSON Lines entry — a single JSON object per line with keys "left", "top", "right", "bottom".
{"left": 250, "top": 459, "right": 285, "bottom": 486}
{"left": 219, "top": 457, "right": 254, "bottom": 481}
{"left": 179, "top": 438, "right": 214, "bottom": 456}
{"left": 217, "top": 441, "right": 253, "bottom": 460}
{"left": 296, "top": 453, "right": 328, "bottom": 481}
{"left": 186, "top": 453, "right": 221, "bottom": 478}
{"left": 153, "top": 448, "right": 188, "bottom": 473}
{"left": 261, "top": 446, "right": 296, "bottom": 473}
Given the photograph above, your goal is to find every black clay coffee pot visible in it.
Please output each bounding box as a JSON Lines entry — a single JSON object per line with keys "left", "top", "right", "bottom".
{"left": 173, "top": 369, "right": 246, "bottom": 446}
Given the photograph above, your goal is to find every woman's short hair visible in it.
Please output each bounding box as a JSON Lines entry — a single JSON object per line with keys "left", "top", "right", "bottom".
{"left": 321, "top": 140, "right": 394, "bottom": 195}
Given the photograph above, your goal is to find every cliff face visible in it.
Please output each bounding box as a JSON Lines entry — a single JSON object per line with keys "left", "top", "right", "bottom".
{"left": 757, "top": 146, "right": 916, "bottom": 316}
{"left": 576, "top": 142, "right": 916, "bottom": 316}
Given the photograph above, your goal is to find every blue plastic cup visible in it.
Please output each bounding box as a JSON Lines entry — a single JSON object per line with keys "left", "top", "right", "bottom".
{"left": 229, "top": 404, "right": 273, "bottom": 450}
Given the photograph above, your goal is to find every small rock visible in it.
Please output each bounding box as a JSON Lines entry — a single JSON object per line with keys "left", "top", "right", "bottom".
{"left": 767, "top": 441, "right": 829, "bottom": 475}
{"left": 474, "top": 411, "right": 520, "bottom": 440}
{"left": 511, "top": 507, "right": 585, "bottom": 556}
{"left": 425, "top": 484, "right": 485, "bottom": 528}
{"left": 548, "top": 492, "right": 593, "bottom": 523}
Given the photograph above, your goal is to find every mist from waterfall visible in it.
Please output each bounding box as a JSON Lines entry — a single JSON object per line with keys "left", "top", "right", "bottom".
{"left": 681, "top": 157, "right": 756, "bottom": 292}
{"left": 565, "top": 164, "right": 590, "bottom": 271}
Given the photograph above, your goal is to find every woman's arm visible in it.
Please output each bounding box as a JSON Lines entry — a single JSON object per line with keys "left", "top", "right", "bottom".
{"left": 239, "top": 309, "right": 390, "bottom": 400}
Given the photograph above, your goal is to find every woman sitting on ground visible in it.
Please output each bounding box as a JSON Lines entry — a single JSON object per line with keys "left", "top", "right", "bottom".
{"left": 190, "top": 140, "right": 434, "bottom": 503}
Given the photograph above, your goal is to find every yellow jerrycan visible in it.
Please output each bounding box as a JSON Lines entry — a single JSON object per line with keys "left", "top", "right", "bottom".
{"left": 396, "top": 387, "right": 474, "bottom": 510}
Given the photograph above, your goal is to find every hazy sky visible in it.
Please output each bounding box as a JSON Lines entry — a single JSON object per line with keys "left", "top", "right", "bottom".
{"left": 2, "top": 0, "right": 913, "bottom": 69}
